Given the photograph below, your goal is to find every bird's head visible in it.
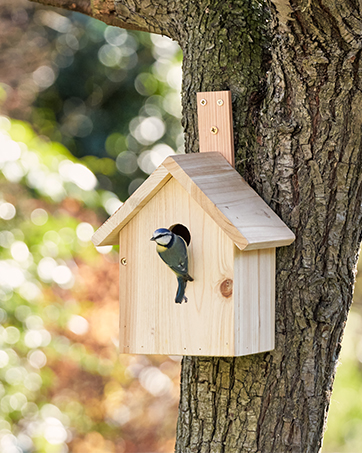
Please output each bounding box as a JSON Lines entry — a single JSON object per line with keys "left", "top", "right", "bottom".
{"left": 150, "top": 228, "right": 174, "bottom": 246}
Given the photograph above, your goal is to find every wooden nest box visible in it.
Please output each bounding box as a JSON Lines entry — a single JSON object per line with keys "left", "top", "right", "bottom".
{"left": 92, "top": 91, "right": 295, "bottom": 357}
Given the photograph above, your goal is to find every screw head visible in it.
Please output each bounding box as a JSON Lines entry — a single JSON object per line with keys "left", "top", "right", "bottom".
{"left": 217, "top": 99, "right": 224, "bottom": 106}
{"left": 200, "top": 98, "right": 207, "bottom": 106}
{"left": 120, "top": 257, "right": 127, "bottom": 266}
{"left": 210, "top": 126, "right": 218, "bottom": 135}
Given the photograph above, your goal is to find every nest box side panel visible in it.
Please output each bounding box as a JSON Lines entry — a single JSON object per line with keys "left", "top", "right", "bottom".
{"left": 119, "top": 177, "right": 235, "bottom": 356}
{"left": 234, "top": 248, "right": 275, "bottom": 356}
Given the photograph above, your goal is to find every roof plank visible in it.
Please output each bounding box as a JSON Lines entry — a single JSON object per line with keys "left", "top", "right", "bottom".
{"left": 93, "top": 152, "right": 295, "bottom": 250}
{"left": 162, "top": 153, "right": 295, "bottom": 250}
{"left": 92, "top": 165, "right": 171, "bottom": 246}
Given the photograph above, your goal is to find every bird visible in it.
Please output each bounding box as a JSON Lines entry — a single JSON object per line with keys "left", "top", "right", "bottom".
{"left": 151, "top": 228, "right": 194, "bottom": 304}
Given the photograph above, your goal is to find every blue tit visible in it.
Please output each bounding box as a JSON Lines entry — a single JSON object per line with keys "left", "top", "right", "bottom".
{"left": 151, "top": 228, "right": 194, "bottom": 304}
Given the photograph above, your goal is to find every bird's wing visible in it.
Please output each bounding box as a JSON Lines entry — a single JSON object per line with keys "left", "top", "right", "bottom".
{"left": 174, "top": 256, "right": 188, "bottom": 275}
{"left": 158, "top": 235, "right": 189, "bottom": 277}
{"left": 171, "top": 236, "right": 189, "bottom": 275}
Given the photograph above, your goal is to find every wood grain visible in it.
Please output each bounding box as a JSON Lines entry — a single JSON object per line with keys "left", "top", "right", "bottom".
{"left": 234, "top": 248, "right": 275, "bottom": 355}
{"left": 197, "top": 91, "right": 235, "bottom": 167}
{"left": 119, "top": 177, "right": 235, "bottom": 356}
{"left": 94, "top": 152, "right": 295, "bottom": 250}
{"left": 92, "top": 165, "right": 171, "bottom": 246}
{"left": 163, "top": 152, "right": 295, "bottom": 250}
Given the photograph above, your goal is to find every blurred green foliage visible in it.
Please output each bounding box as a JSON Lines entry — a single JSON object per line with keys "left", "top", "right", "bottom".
{"left": 0, "top": 116, "right": 181, "bottom": 453}
{"left": 322, "top": 284, "right": 362, "bottom": 452}
{"left": 1, "top": 1, "right": 183, "bottom": 451}
{"left": 1, "top": 0, "right": 183, "bottom": 202}
{"left": 31, "top": 14, "right": 184, "bottom": 201}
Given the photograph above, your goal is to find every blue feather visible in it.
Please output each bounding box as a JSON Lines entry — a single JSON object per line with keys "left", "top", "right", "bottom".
{"left": 175, "top": 276, "right": 187, "bottom": 304}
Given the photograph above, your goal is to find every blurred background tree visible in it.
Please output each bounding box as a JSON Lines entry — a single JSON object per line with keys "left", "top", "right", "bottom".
{"left": 0, "top": 0, "right": 183, "bottom": 202}
{"left": 0, "top": 0, "right": 362, "bottom": 452}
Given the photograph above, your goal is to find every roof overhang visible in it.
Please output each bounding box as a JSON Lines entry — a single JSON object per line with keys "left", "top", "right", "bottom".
{"left": 92, "top": 152, "right": 295, "bottom": 251}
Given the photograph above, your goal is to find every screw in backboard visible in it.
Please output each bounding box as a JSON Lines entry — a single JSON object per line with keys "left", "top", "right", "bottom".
{"left": 210, "top": 126, "right": 218, "bottom": 135}
{"left": 200, "top": 98, "right": 207, "bottom": 106}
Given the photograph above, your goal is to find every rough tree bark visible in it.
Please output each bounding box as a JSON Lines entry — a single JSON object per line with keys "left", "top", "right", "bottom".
{"left": 30, "top": 0, "right": 362, "bottom": 451}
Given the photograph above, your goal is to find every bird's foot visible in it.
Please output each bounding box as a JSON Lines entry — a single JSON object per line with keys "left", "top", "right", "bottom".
{"left": 175, "top": 296, "right": 188, "bottom": 304}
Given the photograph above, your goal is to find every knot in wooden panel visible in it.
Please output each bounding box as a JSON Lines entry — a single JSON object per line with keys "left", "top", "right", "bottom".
{"left": 220, "top": 279, "right": 233, "bottom": 298}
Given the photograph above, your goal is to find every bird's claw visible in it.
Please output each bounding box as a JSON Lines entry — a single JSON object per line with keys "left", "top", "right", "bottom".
{"left": 175, "top": 295, "right": 188, "bottom": 304}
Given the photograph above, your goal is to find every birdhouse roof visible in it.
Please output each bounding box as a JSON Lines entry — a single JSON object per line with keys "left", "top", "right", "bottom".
{"left": 92, "top": 152, "right": 295, "bottom": 251}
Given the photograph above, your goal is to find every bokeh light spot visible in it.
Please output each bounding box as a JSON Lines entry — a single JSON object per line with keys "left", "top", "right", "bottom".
{"left": 0, "top": 307, "right": 7, "bottom": 323}
{"left": 25, "top": 315, "right": 43, "bottom": 330}
{"left": 37, "top": 257, "right": 57, "bottom": 282}
{"left": 76, "top": 222, "right": 94, "bottom": 242}
{"left": 52, "top": 265, "right": 73, "bottom": 286}
{"left": 44, "top": 417, "right": 68, "bottom": 445}
{"left": 135, "top": 73, "right": 158, "bottom": 96}
{"left": 0, "top": 350, "right": 9, "bottom": 368}
{"left": 38, "top": 10, "right": 71, "bottom": 33}
{"left": 24, "top": 373, "right": 42, "bottom": 392}
{"left": 31, "top": 208, "right": 48, "bottom": 225}
{"left": 10, "top": 241, "right": 30, "bottom": 262}
{"left": 59, "top": 161, "right": 97, "bottom": 190}
{"left": 95, "top": 245, "right": 113, "bottom": 255}
{"left": 5, "top": 366, "right": 27, "bottom": 385}
{"left": 32, "top": 66, "right": 56, "bottom": 90}
{"left": 0, "top": 136, "right": 21, "bottom": 165}
{"left": 28, "top": 350, "right": 47, "bottom": 369}
{"left": 0, "top": 262, "right": 25, "bottom": 289}
{"left": 0, "top": 202, "right": 16, "bottom": 220}
{"left": 10, "top": 392, "right": 27, "bottom": 411}
{"left": 63, "top": 114, "right": 93, "bottom": 138}
{"left": 4, "top": 326, "right": 20, "bottom": 345}
{"left": 0, "top": 230, "right": 14, "bottom": 248}
{"left": 18, "top": 281, "right": 42, "bottom": 302}
{"left": 104, "top": 197, "right": 122, "bottom": 215}
{"left": 104, "top": 26, "right": 128, "bottom": 46}
{"left": 67, "top": 315, "right": 89, "bottom": 335}
{"left": 139, "top": 367, "right": 172, "bottom": 396}
{"left": 128, "top": 178, "right": 145, "bottom": 195}
{"left": 98, "top": 44, "right": 122, "bottom": 67}
{"left": 138, "top": 144, "right": 175, "bottom": 174}
{"left": 24, "top": 330, "right": 43, "bottom": 348}
{"left": 134, "top": 116, "right": 165, "bottom": 145}
{"left": 116, "top": 151, "right": 138, "bottom": 175}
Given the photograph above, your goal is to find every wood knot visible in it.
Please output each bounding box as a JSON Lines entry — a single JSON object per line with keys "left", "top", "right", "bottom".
{"left": 220, "top": 279, "right": 233, "bottom": 298}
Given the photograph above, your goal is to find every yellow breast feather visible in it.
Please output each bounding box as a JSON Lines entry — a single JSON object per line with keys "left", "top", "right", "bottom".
{"left": 156, "top": 244, "right": 168, "bottom": 253}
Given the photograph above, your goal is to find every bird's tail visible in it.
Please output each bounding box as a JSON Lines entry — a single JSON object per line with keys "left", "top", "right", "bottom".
{"left": 175, "top": 276, "right": 188, "bottom": 304}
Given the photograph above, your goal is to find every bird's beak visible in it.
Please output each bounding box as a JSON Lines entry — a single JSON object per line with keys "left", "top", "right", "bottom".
{"left": 150, "top": 237, "right": 156, "bottom": 241}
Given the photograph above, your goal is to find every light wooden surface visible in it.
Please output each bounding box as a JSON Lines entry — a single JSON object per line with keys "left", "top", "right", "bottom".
{"left": 163, "top": 152, "right": 295, "bottom": 250}
{"left": 90, "top": 104, "right": 289, "bottom": 356}
{"left": 197, "top": 91, "right": 235, "bottom": 167}
{"left": 92, "top": 166, "right": 171, "bottom": 246}
{"left": 93, "top": 152, "right": 295, "bottom": 250}
{"left": 119, "top": 177, "right": 235, "bottom": 356}
{"left": 234, "top": 248, "right": 275, "bottom": 355}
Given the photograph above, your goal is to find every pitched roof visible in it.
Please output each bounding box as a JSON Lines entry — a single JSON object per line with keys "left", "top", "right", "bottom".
{"left": 92, "top": 152, "right": 295, "bottom": 250}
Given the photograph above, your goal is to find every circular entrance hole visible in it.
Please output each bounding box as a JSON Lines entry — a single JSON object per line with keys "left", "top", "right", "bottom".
{"left": 169, "top": 223, "right": 191, "bottom": 246}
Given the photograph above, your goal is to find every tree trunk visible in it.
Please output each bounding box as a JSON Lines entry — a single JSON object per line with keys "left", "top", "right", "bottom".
{"left": 29, "top": 0, "right": 362, "bottom": 451}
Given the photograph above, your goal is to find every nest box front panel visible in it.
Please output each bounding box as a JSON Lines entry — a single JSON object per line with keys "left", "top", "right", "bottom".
{"left": 119, "top": 177, "right": 235, "bottom": 356}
